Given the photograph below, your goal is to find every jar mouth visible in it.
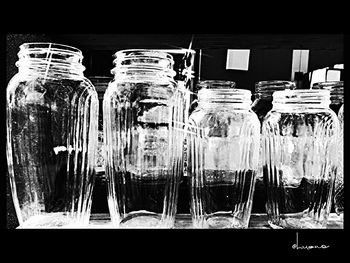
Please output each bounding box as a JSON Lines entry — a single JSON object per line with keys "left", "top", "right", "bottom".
{"left": 112, "top": 49, "right": 176, "bottom": 77}
{"left": 197, "top": 80, "right": 236, "bottom": 90}
{"left": 154, "top": 48, "right": 196, "bottom": 55}
{"left": 312, "top": 81, "right": 343, "bottom": 89}
{"left": 18, "top": 42, "right": 83, "bottom": 59}
{"left": 255, "top": 80, "right": 296, "bottom": 95}
{"left": 273, "top": 89, "right": 331, "bottom": 106}
{"left": 198, "top": 88, "right": 252, "bottom": 105}
{"left": 114, "top": 49, "right": 175, "bottom": 60}
{"left": 16, "top": 42, "right": 85, "bottom": 75}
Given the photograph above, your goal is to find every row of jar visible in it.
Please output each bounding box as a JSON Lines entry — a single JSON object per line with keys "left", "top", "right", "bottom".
{"left": 6, "top": 43, "right": 343, "bottom": 229}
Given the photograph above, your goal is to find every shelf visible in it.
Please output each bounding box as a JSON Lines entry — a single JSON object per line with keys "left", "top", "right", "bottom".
{"left": 87, "top": 213, "right": 343, "bottom": 229}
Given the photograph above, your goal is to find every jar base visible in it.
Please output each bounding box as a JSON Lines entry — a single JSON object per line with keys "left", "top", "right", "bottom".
{"left": 18, "top": 212, "right": 86, "bottom": 228}
{"left": 268, "top": 213, "right": 328, "bottom": 229}
{"left": 204, "top": 212, "right": 248, "bottom": 229}
{"left": 119, "top": 211, "right": 172, "bottom": 228}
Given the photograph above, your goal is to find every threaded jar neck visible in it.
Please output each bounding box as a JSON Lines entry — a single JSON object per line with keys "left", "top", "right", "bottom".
{"left": 111, "top": 49, "right": 177, "bottom": 81}
{"left": 312, "top": 81, "right": 344, "bottom": 105}
{"left": 197, "top": 80, "right": 251, "bottom": 108}
{"left": 255, "top": 80, "right": 296, "bottom": 100}
{"left": 16, "top": 42, "right": 85, "bottom": 78}
{"left": 272, "top": 89, "right": 331, "bottom": 110}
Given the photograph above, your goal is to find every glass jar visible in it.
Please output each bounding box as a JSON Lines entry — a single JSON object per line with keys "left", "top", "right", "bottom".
{"left": 262, "top": 89, "right": 339, "bottom": 229}
{"left": 251, "top": 80, "right": 296, "bottom": 213}
{"left": 334, "top": 104, "right": 344, "bottom": 215}
{"left": 6, "top": 43, "right": 99, "bottom": 228}
{"left": 312, "top": 81, "right": 343, "bottom": 114}
{"left": 187, "top": 80, "right": 260, "bottom": 228}
{"left": 103, "top": 49, "right": 186, "bottom": 228}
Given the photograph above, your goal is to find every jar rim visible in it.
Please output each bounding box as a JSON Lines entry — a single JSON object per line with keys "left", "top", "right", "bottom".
{"left": 113, "top": 49, "right": 174, "bottom": 61}
{"left": 198, "top": 88, "right": 252, "bottom": 104}
{"left": 19, "top": 42, "right": 83, "bottom": 57}
{"left": 197, "top": 80, "right": 236, "bottom": 89}
{"left": 273, "top": 89, "right": 330, "bottom": 97}
{"left": 111, "top": 67, "right": 177, "bottom": 78}
{"left": 312, "top": 81, "right": 344, "bottom": 89}
{"left": 256, "top": 80, "right": 295, "bottom": 85}
{"left": 255, "top": 80, "right": 296, "bottom": 88}
{"left": 273, "top": 89, "right": 331, "bottom": 105}
{"left": 153, "top": 48, "right": 196, "bottom": 54}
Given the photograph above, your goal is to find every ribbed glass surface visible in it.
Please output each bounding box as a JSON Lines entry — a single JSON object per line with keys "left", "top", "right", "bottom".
{"left": 262, "top": 93, "right": 339, "bottom": 229}
{"left": 6, "top": 43, "right": 99, "bottom": 228}
{"left": 187, "top": 87, "right": 260, "bottom": 228}
{"left": 104, "top": 50, "right": 185, "bottom": 228}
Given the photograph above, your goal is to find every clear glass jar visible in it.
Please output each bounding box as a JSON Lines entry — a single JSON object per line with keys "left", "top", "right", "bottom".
{"left": 262, "top": 89, "right": 339, "bottom": 229}
{"left": 6, "top": 43, "right": 99, "bottom": 228}
{"left": 103, "top": 49, "right": 186, "bottom": 228}
{"left": 334, "top": 104, "right": 344, "bottom": 215}
{"left": 187, "top": 80, "right": 260, "bottom": 228}
{"left": 251, "top": 80, "right": 296, "bottom": 213}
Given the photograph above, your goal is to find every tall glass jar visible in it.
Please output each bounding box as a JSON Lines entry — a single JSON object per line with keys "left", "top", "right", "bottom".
{"left": 103, "top": 49, "right": 186, "bottom": 228}
{"left": 6, "top": 43, "right": 99, "bottom": 228}
{"left": 251, "top": 80, "right": 296, "bottom": 213}
{"left": 262, "top": 89, "right": 339, "bottom": 229}
{"left": 187, "top": 80, "right": 260, "bottom": 228}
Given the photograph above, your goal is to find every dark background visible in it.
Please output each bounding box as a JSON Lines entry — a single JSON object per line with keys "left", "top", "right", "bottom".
{"left": 6, "top": 34, "right": 344, "bottom": 229}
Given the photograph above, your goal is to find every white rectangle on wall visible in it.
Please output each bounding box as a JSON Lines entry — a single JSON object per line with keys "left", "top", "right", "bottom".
{"left": 291, "top": 50, "right": 309, "bottom": 80}
{"left": 226, "top": 49, "right": 250, "bottom": 71}
{"left": 326, "top": 69, "right": 341, "bottom": 81}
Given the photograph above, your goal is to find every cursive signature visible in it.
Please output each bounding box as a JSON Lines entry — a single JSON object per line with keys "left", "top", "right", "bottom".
{"left": 292, "top": 232, "right": 330, "bottom": 250}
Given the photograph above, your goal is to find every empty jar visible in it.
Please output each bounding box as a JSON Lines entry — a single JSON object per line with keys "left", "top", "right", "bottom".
{"left": 6, "top": 43, "right": 99, "bottom": 228}
{"left": 103, "top": 49, "right": 186, "bottom": 228}
{"left": 262, "top": 89, "right": 339, "bottom": 229}
{"left": 187, "top": 80, "right": 260, "bottom": 228}
{"left": 251, "top": 80, "right": 296, "bottom": 213}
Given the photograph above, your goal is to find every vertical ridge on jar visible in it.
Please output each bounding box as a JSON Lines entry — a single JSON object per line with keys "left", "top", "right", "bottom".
{"left": 262, "top": 117, "right": 281, "bottom": 227}
{"left": 66, "top": 82, "right": 98, "bottom": 226}
{"left": 103, "top": 86, "right": 119, "bottom": 226}
{"left": 187, "top": 120, "right": 205, "bottom": 227}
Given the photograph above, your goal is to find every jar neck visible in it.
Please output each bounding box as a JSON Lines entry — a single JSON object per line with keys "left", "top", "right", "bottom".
{"left": 312, "top": 81, "right": 344, "bottom": 105}
{"left": 272, "top": 89, "right": 331, "bottom": 111}
{"left": 198, "top": 88, "right": 252, "bottom": 109}
{"left": 111, "top": 49, "right": 176, "bottom": 82}
{"left": 16, "top": 43, "right": 85, "bottom": 79}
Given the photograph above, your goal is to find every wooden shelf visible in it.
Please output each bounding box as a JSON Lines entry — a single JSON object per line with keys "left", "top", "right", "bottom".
{"left": 87, "top": 213, "right": 343, "bottom": 229}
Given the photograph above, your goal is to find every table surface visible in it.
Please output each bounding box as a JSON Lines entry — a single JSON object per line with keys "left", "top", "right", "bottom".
{"left": 87, "top": 213, "right": 343, "bottom": 229}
